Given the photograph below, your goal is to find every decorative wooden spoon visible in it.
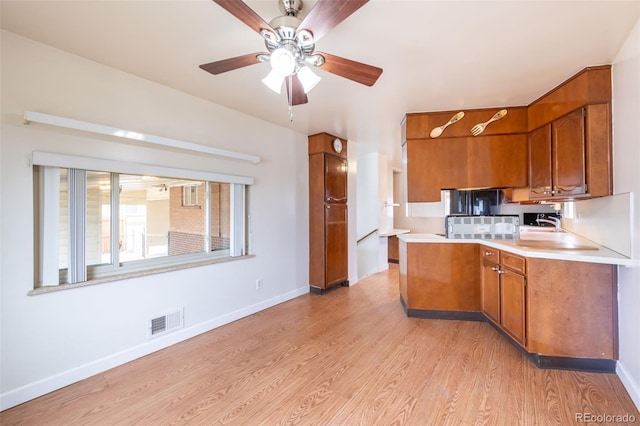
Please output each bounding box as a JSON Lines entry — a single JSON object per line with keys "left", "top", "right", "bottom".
{"left": 430, "top": 112, "right": 465, "bottom": 138}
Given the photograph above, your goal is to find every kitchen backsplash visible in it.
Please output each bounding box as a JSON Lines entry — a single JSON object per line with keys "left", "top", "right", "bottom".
{"left": 562, "top": 192, "right": 633, "bottom": 257}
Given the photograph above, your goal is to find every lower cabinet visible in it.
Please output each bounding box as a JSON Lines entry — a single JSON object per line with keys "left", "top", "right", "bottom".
{"left": 481, "top": 248, "right": 526, "bottom": 347}
{"left": 399, "top": 242, "right": 480, "bottom": 313}
{"left": 526, "top": 258, "right": 616, "bottom": 360}
{"left": 401, "top": 240, "right": 618, "bottom": 370}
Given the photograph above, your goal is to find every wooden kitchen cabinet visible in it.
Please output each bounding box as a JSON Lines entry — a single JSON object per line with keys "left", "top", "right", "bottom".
{"left": 402, "top": 66, "right": 612, "bottom": 203}
{"left": 527, "top": 66, "right": 612, "bottom": 201}
{"left": 467, "top": 134, "right": 528, "bottom": 189}
{"left": 403, "top": 133, "right": 527, "bottom": 202}
{"left": 387, "top": 235, "right": 399, "bottom": 263}
{"left": 324, "top": 203, "right": 348, "bottom": 288}
{"left": 481, "top": 258, "right": 501, "bottom": 324}
{"left": 529, "top": 105, "right": 611, "bottom": 200}
{"left": 500, "top": 268, "right": 526, "bottom": 346}
{"left": 528, "top": 66, "right": 611, "bottom": 131}
{"left": 308, "top": 133, "right": 348, "bottom": 293}
{"left": 527, "top": 258, "right": 617, "bottom": 360}
{"left": 402, "top": 108, "right": 529, "bottom": 202}
{"left": 403, "top": 137, "right": 466, "bottom": 202}
{"left": 529, "top": 108, "right": 586, "bottom": 199}
{"left": 481, "top": 249, "right": 527, "bottom": 347}
{"left": 402, "top": 237, "right": 618, "bottom": 371}
{"left": 399, "top": 242, "right": 480, "bottom": 314}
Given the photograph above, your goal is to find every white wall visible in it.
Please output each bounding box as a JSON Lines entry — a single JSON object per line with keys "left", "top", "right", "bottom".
{"left": 356, "top": 147, "right": 380, "bottom": 279}
{"left": 347, "top": 140, "right": 358, "bottom": 285}
{"left": 611, "top": 17, "right": 640, "bottom": 410}
{"left": 0, "top": 31, "right": 310, "bottom": 409}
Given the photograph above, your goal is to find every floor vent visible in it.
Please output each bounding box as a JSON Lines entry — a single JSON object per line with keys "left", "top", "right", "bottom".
{"left": 149, "top": 309, "right": 183, "bottom": 338}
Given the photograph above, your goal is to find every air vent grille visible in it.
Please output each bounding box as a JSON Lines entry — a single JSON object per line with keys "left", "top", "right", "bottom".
{"left": 149, "top": 309, "right": 183, "bottom": 338}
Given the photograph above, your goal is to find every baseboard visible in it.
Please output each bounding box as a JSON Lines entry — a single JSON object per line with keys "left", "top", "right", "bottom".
{"left": 406, "top": 308, "right": 485, "bottom": 321}
{"left": 617, "top": 361, "right": 640, "bottom": 411}
{"left": 0, "top": 286, "right": 309, "bottom": 411}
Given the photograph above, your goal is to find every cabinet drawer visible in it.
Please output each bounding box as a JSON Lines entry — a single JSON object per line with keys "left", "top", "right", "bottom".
{"left": 501, "top": 252, "right": 526, "bottom": 274}
{"left": 481, "top": 247, "right": 499, "bottom": 263}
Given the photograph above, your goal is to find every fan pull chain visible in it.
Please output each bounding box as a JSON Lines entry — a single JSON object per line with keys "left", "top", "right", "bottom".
{"left": 288, "top": 74, "right": 294, "bottom": 122}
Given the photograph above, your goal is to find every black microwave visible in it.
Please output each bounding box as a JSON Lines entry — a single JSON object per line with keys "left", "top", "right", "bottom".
{"left": 448, "top": 189, "right": 501, "bottom": 216}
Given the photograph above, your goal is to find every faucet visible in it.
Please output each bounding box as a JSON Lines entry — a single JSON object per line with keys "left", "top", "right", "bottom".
{"left": 536, "top": 216, "right": 562, "bottom": 232}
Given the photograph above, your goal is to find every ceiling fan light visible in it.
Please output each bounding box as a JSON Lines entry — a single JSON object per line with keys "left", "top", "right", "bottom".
{"left": 262, "top": 69, "right": 284, "bottom": 94}
{"left": 297, "top": 66, "right": 321, "bottom": 94}
{"left": 270, "top": 47, "right": 296, "bottom": 76}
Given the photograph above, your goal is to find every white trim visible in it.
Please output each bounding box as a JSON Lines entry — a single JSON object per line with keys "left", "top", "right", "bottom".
{"left": 0, "top": 286, "right": 308, "bottom": 411}
{"left": 24, "top": 111, "right": 261, "bottom": 164}
{"left": 617, "top": 361, "right": 640, "bottom": 411}
{"left": 32, "top": 151, "right": 254, "bottom": 186}
{"left": 40, "top": 167, "right": 61, "bottom": 286}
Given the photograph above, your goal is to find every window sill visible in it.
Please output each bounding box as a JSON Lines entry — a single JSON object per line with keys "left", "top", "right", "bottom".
{"left": 29, "top": 254, "right": 255, "bottom": 296}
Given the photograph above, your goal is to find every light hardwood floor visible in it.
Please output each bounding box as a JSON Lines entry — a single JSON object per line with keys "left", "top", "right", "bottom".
{"left": 2, "top": 264, "right": 639, "bottom": 425}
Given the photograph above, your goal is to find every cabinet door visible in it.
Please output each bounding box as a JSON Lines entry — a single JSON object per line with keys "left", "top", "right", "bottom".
{"left": 405, "top": 138, "right": 467, "bottom": 202}
{"left": 529, "top": 124, "right": 552, "bottom": 198}
{"left": 501, "top": 270, "right": 526, "bottom": 346}
{"left": 325, "top": 155, "right": 347, "bottom": 202}
{"left": 325, "top": 203, "right": 348, "bottom": 288}
{"left": 467, "top": 134, "right": 528, "bottom": 188}
{"left": 481, "top": 260, "right": 501, "bottom": 324}
{"left": 553, "top": 108, "right": 586, "bottom": 197}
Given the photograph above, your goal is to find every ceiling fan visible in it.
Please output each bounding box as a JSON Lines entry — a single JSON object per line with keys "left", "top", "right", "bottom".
{"left": 199, "top": 0, "right": 383, "bottom": 107}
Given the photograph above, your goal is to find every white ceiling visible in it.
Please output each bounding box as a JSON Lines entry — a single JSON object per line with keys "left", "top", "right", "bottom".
{"left": 2, "top": 1, "right": 638, "bottom": 156}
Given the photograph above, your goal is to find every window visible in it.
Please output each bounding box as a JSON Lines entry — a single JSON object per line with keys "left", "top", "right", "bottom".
{"left": 33, "top": 152, "right": 251, "bottom": 287}
{"left": 182, "top": 184, "right": 201, "bottom": 207}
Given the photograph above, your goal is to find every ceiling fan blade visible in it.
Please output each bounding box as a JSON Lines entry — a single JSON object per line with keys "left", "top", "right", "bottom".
{"left": 199, "top": 53, "right": 267, "bottom": 75}
{"left": 298, "top": 0, "right": 369, "bottom": 42}
{"left": 212, "top": 0, "right": 273, "bottom": 35}
{"left": 285, "top": 75, "right": 308, "bottom": 106}
{"left": 317, "top": 52, "right": 383, "bottom": 86}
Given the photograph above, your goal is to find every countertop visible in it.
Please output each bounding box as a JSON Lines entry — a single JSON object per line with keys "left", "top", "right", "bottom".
{"left": 379, "top": 229, "right": 411, "bottom": 237}
{"left": 398, "top": 230, "right": 636, "bottom": 267}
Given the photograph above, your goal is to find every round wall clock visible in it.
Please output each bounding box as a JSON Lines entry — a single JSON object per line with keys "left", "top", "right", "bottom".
{"left": 332, "top": 138, "right": 343, "bottom": 153}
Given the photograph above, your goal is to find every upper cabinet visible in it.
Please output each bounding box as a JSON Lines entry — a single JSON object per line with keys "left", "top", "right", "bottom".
{"left": 402, "top": 108, "right": 529, "bottom": 202}
{"left": 527, "top": 66, "right": 612, "bottom": 201}
{"left": 402, "top": 65, "right": 612, "bottom": 203}
{"left": 530, "top": 109, "right": 587, "bottom": 199}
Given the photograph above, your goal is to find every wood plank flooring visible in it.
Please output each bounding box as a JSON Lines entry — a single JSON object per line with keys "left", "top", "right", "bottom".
{"left": 2, "top": 264, "right": 638, "bottom": 425}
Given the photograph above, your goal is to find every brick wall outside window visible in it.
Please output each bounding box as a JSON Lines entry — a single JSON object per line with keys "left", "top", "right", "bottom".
{"left": 168, "top": 183, "right": 231, "bottom": 255}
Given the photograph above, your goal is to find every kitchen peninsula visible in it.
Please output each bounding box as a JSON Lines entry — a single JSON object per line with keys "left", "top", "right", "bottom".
{"left": 398, "top": 231, "right": 634, "bottom": 372}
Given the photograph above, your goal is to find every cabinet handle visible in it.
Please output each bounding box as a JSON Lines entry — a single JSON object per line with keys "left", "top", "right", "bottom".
{"left": 497, "top": 270, "right": 506, "bottom": 274}
{"left": 556, "top": 185, "right": 579, "bottom": 192}
{"left": 491, "top": 266, "right": 499, "bottom": 272}
{"left": 326, "top": 196, "right": 347, "bottom": 202}
{"left": 485, "top": 251, "right": 493, "bottom": 256}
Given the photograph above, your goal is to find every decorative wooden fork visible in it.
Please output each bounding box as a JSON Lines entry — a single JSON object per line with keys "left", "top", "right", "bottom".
{"left": 470, "top": 109, "right": 507, "bottom": 136}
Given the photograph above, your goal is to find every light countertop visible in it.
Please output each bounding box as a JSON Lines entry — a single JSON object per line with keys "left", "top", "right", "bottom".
{"left": 398, "top": 231, "right": 636, "bottom": 267}
{"left": 379, "top": 229, "right": 411, "bottom": 237}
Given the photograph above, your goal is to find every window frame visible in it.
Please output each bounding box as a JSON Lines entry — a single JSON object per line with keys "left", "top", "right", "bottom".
{"left": 32, "top": 151, "right": 252, "bottom": 289}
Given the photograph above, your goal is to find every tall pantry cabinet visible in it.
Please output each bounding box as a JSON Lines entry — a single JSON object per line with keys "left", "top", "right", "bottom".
{"left": 308, "top": 132, "right": 349, "bottom": 294}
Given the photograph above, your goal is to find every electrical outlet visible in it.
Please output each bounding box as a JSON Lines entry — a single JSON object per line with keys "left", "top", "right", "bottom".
{"left": 256, "top": 278, "right": 263, "bottom": 290}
